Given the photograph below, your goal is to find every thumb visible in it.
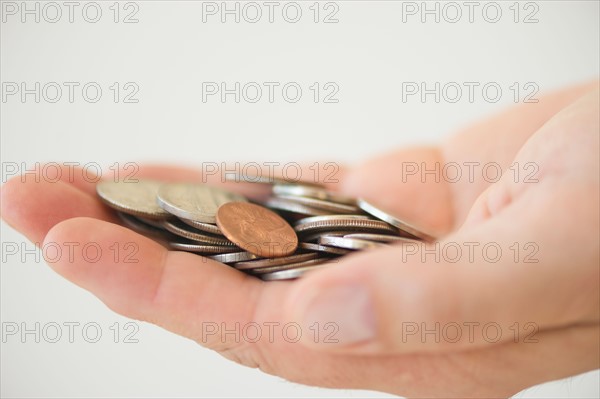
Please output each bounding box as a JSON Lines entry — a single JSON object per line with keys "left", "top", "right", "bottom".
{"left": 282, "top": 191, "right": 597, "bottom": 354}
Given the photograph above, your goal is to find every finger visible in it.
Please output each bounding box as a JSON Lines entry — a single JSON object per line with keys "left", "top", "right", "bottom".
{"left": 43, "top": 217, "right": 265, "bottom": 350}
{"left": 286, "top": 87, "right": 600, "bottom": 354}
{"left": 0, "top": 163, "right": 205, "bottom": 244}
{"left": 339, "top": 80, "right": 599, "bottom": 235}
{"left": 442, "top": 79, "right": 599, "bottom": 224}
{"left": 0, "top": 178, "right": 117, "bottom": 244}
{"left": 340, "top": 146, "right": 453, "bottom": 236}
{"left": 283, "top": 181, "right": 599, "bottom": 354}
{"left": 0, "top": 163, "right": 272, "bottom": 244}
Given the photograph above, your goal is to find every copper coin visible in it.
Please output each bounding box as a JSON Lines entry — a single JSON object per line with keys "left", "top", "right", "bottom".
{"left": 216, "top": 202, "right": 298, "bottom": 258}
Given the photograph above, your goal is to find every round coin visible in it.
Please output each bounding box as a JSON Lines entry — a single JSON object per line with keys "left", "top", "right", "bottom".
{"left": 299, "top": 242, "right": 351, "bottom": 255}
{"left": 275, "top": 195, "right": 360, "bottom": 214}
{"left": 357, "top": 198, "right": 435, "bottom": 241}
{"left": 178, "top": 218, "right": 224, "bottom": 236}
{"left": 225, "top": 172, "right": 322, "bottom": 187}
{"left": 264, "top": 197, "right": 331, "bottom": 216}
{"left": 216, "top": 202, "right": 298, "bottom": 258}
{"left": 273, "top": 184, "right": 356, "bottom": 205}
{"left": 300, "top": 230, "right": 361, "bottom": 243}
{"left": 169, "top": 241, "right": 235, "bottom": 254}
{"left": 343, "top": 233, "right": 418, "bottom": 243}
{"left": 294, "top": 215, "right": 398, "bottom": 235}
{"left": 250, "top": 258, "right": 329, "bottom": 274}
{"left": 134, "top": 215, "right": 168, "bottom": 228}
{"left": 157, "top": 182, "right": 247, "bottom": 224}
{"left": 117, "top": 212, "right": 169, "bottom": 237}
{"left": 233, "top": 252, "right": 319, "bottom": 271}
{"left": 319, "top": 235, "right": 388, "bottom": 250}
{"left": 162, "top": 219, "right": 236, "bottom": 246}
{"left": 96, "top": 179, "right": 170, "bottom": 220}
{"left": 208, "top": 251, "right": 261, "bottom": 263}
{"left": 259, "top": 264, "right": 329, "bottom": 281}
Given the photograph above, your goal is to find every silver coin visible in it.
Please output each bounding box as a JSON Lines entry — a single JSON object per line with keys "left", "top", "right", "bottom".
{"left": 97, "top": 179, "right": 170, "bottom": 220}
{"left": 299, "top": 242, "right": 351, "bottom": 255}
{"left": 275, "top": 195, "right": 360, "bottom": 214}
{"left": 117, "top": 212, "right": 169, "bottom": 237}
{"left": 319, "top": 235, "right": 388, "bottom": 250}
{"left": 162, "top": 219, "right": 236, "bottom": 246}
{"left": 136, "top": 216, "right": 168, "bottom": 229}
{"left": 357, "top": 199, "right": 435, "bottom": 241}
{"left": 225, "top": 172, "right": 322, "bottom": 187}
{"left": 157, "top": 182, "right": 247, "bottom": 224}
{"left": 169, "top": 241, "right": 235, "bottom": 254}
{"left": 208, "top": 251, "right": 261, "bottom": 263}
{"left": 179, "top": 218, "right": 223, "bottom": 236}
{"left": 343, "top": 233, "right": 418, "bottom": 243}
{"left": 264, "top": 197, "right": 331, "bottom": 216}
{"left": 233, "top": 252, "right": 319, "bottom": 271}
{"left": 272, "top": 184, "right": 356, "bottom": 205}
{"left": 259, "top": 264, "right": 329, "bottom": 281}
{"left": 300, "top": 230, "right": 361, "bottom": 243}
{"left": 294, "top": 215, "right": 398, "bottom": 235}
{"left": 251, "top": 258, "right": 330, "bottom": 275}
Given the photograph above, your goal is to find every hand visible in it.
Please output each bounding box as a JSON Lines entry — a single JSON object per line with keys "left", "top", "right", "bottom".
{"left": 2, "top": 81, "right": 598, "bottom": 398}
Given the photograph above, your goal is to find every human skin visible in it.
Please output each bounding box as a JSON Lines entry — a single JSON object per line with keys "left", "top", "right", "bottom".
{"left": 1, "top": 80, "right": 598, "bottom": 398}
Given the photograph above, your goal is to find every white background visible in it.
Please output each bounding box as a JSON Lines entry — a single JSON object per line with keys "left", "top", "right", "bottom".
{"left": 1, "top": 0, "right": 599, "bottom": 397}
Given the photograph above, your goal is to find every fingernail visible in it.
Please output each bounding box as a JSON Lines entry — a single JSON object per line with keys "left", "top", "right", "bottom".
{"left": 298, "top": 284, "right": 375, "bottom": 346}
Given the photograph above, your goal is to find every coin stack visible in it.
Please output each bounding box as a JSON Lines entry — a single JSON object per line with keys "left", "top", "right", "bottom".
{"left": 96, "top": 176, "right": 433, "bottom": 281}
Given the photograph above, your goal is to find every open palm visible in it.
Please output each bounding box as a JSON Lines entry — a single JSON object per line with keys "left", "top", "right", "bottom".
{"left": 2, "top": 81, "right": 598, "bottom": 398}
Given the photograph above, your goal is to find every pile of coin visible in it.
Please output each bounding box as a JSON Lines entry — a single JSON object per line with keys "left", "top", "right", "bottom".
{"left": 96, "top": 176, "right": 434, "bottom": 281}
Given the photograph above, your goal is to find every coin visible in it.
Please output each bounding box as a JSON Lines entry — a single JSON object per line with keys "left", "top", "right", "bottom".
{"left": 343, "top": 233, "right": 420, "bottom": 243}
{"left": 233, "top": 252, "right": 319, "bottom": 271}
{"left": 162, "top": 219, "right": 236, "bottom": 246}
{"left": 357, "top": 198, "right": 435, "bottom": 241}
{"left": 264, "top": 197, "right": 331, "bottom": 216}
{"left": 272, "top": 184, "right": 356, "bottom": 205}
{"left": 134, "top": 215, "right": 168, "bottom": 228}
{"left": 169, "top": 241, "right": 235, "bottom": 254}
{"left": 117, "top": 212, "right": 168, "bottom": 237}
{"left": 208, "top": 251, "right": 261, "bottom": 264}
{"left": 259, "top": 264, "right": 329, "bottom": 281}
{"left": 294, "top": 215, "right": 398, "bottom": 235}
{"left": 178, "top": 218, "right": 224, "bottom": 236}
{"left": 216, "top": 202, "right": 299, "bottom": 257}
{"left": 300, "top": 230, "right": 362, "bottom": 243}
{"left": 299, "top": 242, "right": 352, "bottom": 255}
{"left": 319, "top": 235, "right": 388, "bottom": 250}
{"left": 97, "top": 175, "right": 432, "bottom": 281}
{"left": 97, "top": 179, "right": 170, "bottom": 220}
{"left": 275, "top": 195, "right": 360, "bottom": 214}
{"left": 157, "top": 182, "right": 247, "bottom": 224}
{"left": 250, "top": 258, "right": 329, "bottom": 274}
{"left": 225, "top": 172, "right": 321, "bottom": 187}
